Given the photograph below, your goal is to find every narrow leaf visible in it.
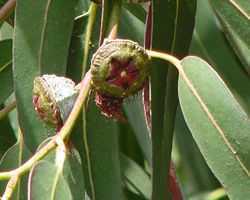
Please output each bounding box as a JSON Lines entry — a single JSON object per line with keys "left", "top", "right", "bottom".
{"left": 151, "top": 1, "right": 196, "bottom": 199}
{"left": 28, "top": 161, "right": 72, "bottom": 200}
{"left": 28, "top": 147, "right": 85, "bottom": 200}
{"left": 0, "top": 39, "right": 12, "bottom": 104}
{"left": 120, "top": 7, "right": 152, "bottom": 164}
{"left": 178, "top": 56, "right": 250, "bottom": 199}
{"left": 0, "top": 137, "right": 31, "bottom": 200}
{"left": 0, "top": 105, "right": 16, "bottom": 160}
{"left": 82, "top": 100, "right": 125, "bottom": 200}
{"left": 210, "top": 0, "right": 250, "bottom": 72}
{"left": 190, "top": 0, "right": 250, "bottom": 116}
{"left": 13, "top": 0, "right": 78, "bottom": 151}
{"left": 0, "top": 23, "right": 13, "bottom": 40}
{"left": 123, "top": 95, "right": 152, "bottom": 165}
{"left": 174, "top": 107, "right": 220, "bottom": 195}
{"left": 121, "top": 154, "right": 151, "bottom": 199}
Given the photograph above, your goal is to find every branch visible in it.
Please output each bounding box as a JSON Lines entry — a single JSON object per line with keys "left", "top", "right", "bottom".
{"left": 82, "top": 2, "right": 98, "bottom": 76}
{"left": 0, "top": 71, "right": 92, "bottom": 181}
{"left": 0, "top": 0, "right": 16, "bottom": 22}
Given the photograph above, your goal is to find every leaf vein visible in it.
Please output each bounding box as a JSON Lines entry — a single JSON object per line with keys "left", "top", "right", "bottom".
{"left": 179, "top": 66, "right": 250, "bottom": 176}
{"left": 38, "top": 0, "right": 52, "bottom": 72}
{"left": 228, "top": 0, "right": 250, "bottom": 20}
{"left": 170, "top": 0, "right": 179, "bottom": 53}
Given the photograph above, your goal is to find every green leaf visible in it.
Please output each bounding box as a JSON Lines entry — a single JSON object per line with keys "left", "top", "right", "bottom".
{"left": 0, "top": 23, "right": 13, "bottom": 40}
{"left": 0, "top": 105, "right": 16, "bottom": 160}
{"left": 120, "top": 7, "right": 152, "bottom": 165}
{"left": 0, "top": 39, "right": 13, "bottom": 104}
{"left": 210, "top": 0, "right": 250, "bottom": 73}
{"left": 78, "top": 2, "right": 125, "bottom": 199}
{"left": 62, "top": 147, "right": 85, "bottom": 198}
{"left": 74, "top": 0, "right": 90, "bottom": 17}
{"left": 13, "top": 0, "right": 78, "bottom": 151}
{"left": 28, "top": 147, "right": 85, "bottom": 200}
{"left": 123, "top": 4, "right": 146, "bottom": 23}
{"left": 67, "top": 11, "right": 90, "bottom": 82}
{"left": 174, "top": 107, "right": 220, "bottom": 195}
{"left": 178, "top": 56, "right": 250, "bottom": 199}
{"left": 82, "top": 101, "right": 125, "bottom": 200}
{"left": 123, "top": 95, "right": 152, "bottom": 165}
{"left": 119, "top": 6, "right": 145, "bottom": 45}
{"left": 121, "top": 154, "right": 151, "bottom": 199}
{"left": 28, "top": 161, "right": 72, "bottom": 200}
{"left": 151, "top": 1, "right": 196, "bottom": 199}
{"left": 99, "top": 0, "right": 122, "bottom": 43}
{"left": 119, "top": 122, "right": 145, "bottom": 167}
{"left": 0, "top": 137, "right": 31, "bottom": 200}
{"left": 190, "top": 0, "right": 250, "bottom": 117}
{"left": 67, "top": 2, "right": 101, "bottom": 82}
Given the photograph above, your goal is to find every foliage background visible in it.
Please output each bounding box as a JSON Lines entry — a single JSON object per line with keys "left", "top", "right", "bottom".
{"left": 0, "top": 0, "right": 249, "bottom": 199}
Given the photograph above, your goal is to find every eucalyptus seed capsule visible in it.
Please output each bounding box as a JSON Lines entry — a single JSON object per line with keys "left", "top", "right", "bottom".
{"left": 33, "top": 75, "right": 79, "bottom": 128}
{"left": 91, "top": 39, "right": 150, "bottom": 98}
{"left": 91, "top": 39, "right": 150, "bottom": 120}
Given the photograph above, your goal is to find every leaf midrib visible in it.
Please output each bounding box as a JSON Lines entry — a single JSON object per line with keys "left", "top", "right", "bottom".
{"left": 228, "top": 0, "right": 250, "bottom": 20}
{"left": 38, "top": 0, "right": 52, "bottom": 72}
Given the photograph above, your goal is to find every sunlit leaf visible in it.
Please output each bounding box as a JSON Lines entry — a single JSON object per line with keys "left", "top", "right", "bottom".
{"left": 179, "top": 56, "right": 250, "bottom": 199}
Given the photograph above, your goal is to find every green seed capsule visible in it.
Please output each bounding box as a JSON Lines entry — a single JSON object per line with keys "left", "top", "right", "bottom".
{"left": 91, "top": 39, "right": 150, "bottom": 98}
{"left": 33, "top": 75, "right": 79, "bottom": 129}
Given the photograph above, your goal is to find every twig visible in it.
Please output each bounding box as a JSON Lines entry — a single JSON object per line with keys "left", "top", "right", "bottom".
{"left": 0, "top": 71, "right": 92, "bottom": 181}
{"left": 81, "top": 3, "right": 98, "bottom": 76}
{"left": 0, "top": 0, "right": 16, "bottom": 22}
{"left": 1, "top": 175, "right": 19, "bottom": 200}
{"left": 0, "top": 101, "right": 16, "bottom": 120}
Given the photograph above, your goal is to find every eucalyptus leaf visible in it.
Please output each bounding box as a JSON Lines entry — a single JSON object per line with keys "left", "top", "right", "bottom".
{"left": 62, "top": 147, "right": 85, "bottom": 199}
{"left": 13, "top": 0, "right": 78, "bottom": 151}
{"left": 120, "top": 7, "right": 152, "bottom": 165}
{"left": 178, "top": 56, "right": 250, "bottom": 199}
{"left": 123, "top": 95, "right": 152, "bottom": 165}
{"left": 0, "top": 138, "right": 31, "bottom": 200}
{"left": 123, "top": 4, "right": 146, "bottom": 23}
{"left": 119, "top": 7, "right": 145, "bottom": 44}
{"left": 0, "top": 39, "right": 13, "bottom": 104}
{"left": 121, "top": 154, "right": 151, "bottom": 199}
{"left": 151, "top": 1, "right": 196, "bottom": 199}
{"left": 0, "top": 105, "right": 16, "bottom": 160}
{"left": 119, "top": 121, "right": 145, "bottom": 167}
{"left": 79, "top": 1, "right": 126, "bottom": 199}
{"left": 174, "top": 106, "right": 220, "bottom": 195}
{"left": 0, "top": 23, "right": 13, "bottom": 40}
{"left": 28, "top": 161, "right": 72, "bottom": 200}
{"left": 28, "top": 147, "right": 85, "bottom": 200}
{"left": 190, "top": 0, "right": 250, "bottom": 117}
{"left": 83, "top": 100, "right": 125, "bottom": 200}
{"left": 210, "top": 0, "right": 250, "bottom": 73}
